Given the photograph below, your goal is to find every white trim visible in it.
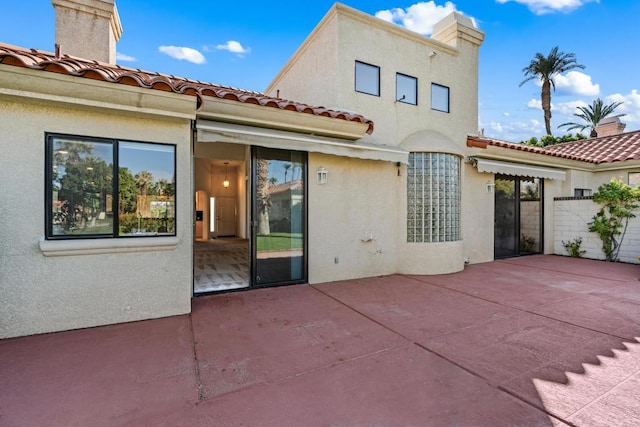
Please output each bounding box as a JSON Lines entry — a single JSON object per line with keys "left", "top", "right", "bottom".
{"left": 39, "top": 236, "right": 179, "bottom": 257}
{"left": 196, "top": 120, "right": 409, "bottom": 163}
{"left": 472, "top": 158, "right": 566, "bottom": 181}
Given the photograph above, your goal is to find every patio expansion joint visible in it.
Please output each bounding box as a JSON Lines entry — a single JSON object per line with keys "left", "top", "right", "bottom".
{"left": 495, "top": 384, "right": 580, "bottom": 427}
{"left": 310, "top": 283, "right": 573, "bottom": 425}
{"left": 188, "top": 314, "right": 205, "bottom": 402}
{"left": 497, "top": 258, "right": 631, "bottom": 284}
{"left": 402, "top": 274, "right": 634, "bottom": 342}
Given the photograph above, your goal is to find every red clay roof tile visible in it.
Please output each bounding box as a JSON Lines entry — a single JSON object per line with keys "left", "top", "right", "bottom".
{"left": 467, "top": 131, "right": 640, "bottom": 164}
{"left": 0, "top": 42, "right": 374, "bottom": 135}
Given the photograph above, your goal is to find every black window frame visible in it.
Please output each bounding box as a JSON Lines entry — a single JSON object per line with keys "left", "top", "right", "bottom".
{"left": 431, "top": 83, "right": 450, "bottom": 113}
{"left": 354, "top": 60, "right": 380, "bottom": 97}
{"left": 45, "top": 132, "right": 177, "bottom": 240}
{"left": 396, "top": 72, "right": 418, "bottom": 105}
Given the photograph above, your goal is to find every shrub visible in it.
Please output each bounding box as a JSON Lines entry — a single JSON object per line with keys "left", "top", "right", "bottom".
{"left": 563, "top": 237, "right": 586, "bottom": 258}
{"left": 588, "top": 179, "right": 640, "bottom": 261}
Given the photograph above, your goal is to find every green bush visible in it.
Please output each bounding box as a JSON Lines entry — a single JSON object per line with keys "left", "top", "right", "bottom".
{"left": 562, "top": 237, "right": 586, "bottom": 258}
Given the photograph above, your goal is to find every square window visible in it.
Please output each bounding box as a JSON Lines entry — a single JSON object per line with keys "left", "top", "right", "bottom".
{"left": 573, "top": 188, "right": 592, "bottom": 197}
{"left": 355, "top": 61, "right": 380, "bottom": 96}
{"left": 629, "top": 172, "right": 640, "bottom": 187}
{"left": 431, "top": 83, "right": 450, "bottom": 113}
{"left": 396, "top": 73, "right": 417, "bottom": 105}
{"left": 46, "top": 134, "right": 176, "bottom": 239}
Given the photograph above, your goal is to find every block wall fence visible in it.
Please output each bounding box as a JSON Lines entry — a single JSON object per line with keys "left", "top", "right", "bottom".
{"left": 553, "top": 197, "right": 640, "bottom": 264}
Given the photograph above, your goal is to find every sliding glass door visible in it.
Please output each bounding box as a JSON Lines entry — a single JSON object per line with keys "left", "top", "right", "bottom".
{"left": 252, "top": 147, "right": 307, "bottom": 287}
{"left": 494, "top": 175, "right": 543, "bottom": 258}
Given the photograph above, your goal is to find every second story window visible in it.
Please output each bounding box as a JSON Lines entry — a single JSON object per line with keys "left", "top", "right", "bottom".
{"left": 355, "top": 61, "right": 380, "bottom": 96}
{"left": 431, "top": 83, "right": 450, "bottom": 113}
{"left": 396, "top": 73, "right": 417, "bottom": 105}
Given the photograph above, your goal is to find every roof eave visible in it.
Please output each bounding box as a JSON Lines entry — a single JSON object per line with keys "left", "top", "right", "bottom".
{"left": 197, "top": 96, "right": 370, "bottom": 140}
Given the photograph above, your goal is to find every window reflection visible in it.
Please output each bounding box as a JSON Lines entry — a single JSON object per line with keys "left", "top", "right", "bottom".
{"left": 47, "top": 135, "right": 176, "bottom": 239}
{"left": 118, "top": 142, "right": 175, "bottom": 236}
{"left": 50, "top": 138, "right": 114, "bottom": 236}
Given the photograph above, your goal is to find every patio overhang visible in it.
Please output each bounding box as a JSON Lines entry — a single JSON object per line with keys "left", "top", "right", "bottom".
{"left": 196, "top": 119, "right": 409, "bottom": 164}
{"left": 468, "top": 157, "right": 566, "bottom": 181}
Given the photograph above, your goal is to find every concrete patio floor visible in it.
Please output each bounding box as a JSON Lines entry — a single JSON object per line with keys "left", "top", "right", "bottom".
{"left": 2, "top": 255, "right": 640, "bottom": 426}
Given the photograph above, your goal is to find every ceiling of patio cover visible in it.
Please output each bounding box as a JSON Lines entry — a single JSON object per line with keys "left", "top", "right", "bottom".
{"left": 473, "top": 158, "right": 566, "bottom": 180}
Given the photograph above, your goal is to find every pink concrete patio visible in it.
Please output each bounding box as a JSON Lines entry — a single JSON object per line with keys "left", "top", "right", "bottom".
{"left": 1, "top": 255, "right": 640, "bottom": 426}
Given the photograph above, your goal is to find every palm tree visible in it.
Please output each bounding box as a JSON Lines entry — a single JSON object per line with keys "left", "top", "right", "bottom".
{"left": 520, "top": 46, "right": 585, "bottom": 135}
{"left": 268, "top": 177, "right": 278, "bottom": 187}
{"left": 283, "top": 163, "right": 292, "bottom": 183}
{"left": 134, "top": 170, "right": 154, "bottom": 215}
{"left": 558, "top": 98, "right": 625, "bottom": 137}
{"left": 256, "top": 159, "right": 271, "bottom": 235}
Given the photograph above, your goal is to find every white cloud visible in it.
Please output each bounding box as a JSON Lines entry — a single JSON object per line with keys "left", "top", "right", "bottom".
{"left": 555, "top": 99, "right": 588, "bottom": 115}
{"left": 495, "top": 0, "right": 598, "bottom": 15}
{"left": 526, "top": 98, "right": 544, "bottom": 109}
{"left": 533, "top": 71, "right": 599, "bottom": 97}
{"left": 158, "top": 45, "right": 206, "bottom": 64}
{"left": 116, "top": 52, "right": 136, "bottom": 62}
{"left": 375, "top": 1, "right": 474, "bottom": 36}
{"left": 480, "top": 117, "right": 545, "bottom": 141}
{"left": 607, "top": 90, "right": 640, "bottom": 125}
{"left": 215, "top": 40, "right": 250, "bottom": 56}
{"left": 554, "top": 71, "right": 599, "bottom": 96}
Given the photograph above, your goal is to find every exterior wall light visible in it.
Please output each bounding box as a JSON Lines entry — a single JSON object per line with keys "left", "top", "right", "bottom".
{"left": 487, "top": 180, "right": 495, "bottom": 193}
{"left": 317, "top": 167, "right": 328, "bottom": 185}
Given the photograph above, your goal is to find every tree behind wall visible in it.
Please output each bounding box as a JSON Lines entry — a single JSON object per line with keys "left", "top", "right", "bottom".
{"left": 520, "top": 46, "right": 585, "bottom": 135}
{"left": 558, "top": 98, "right": 624, "bottom": 137}
{"left": 588, "top": 179, "right": 640, "bottom": 261}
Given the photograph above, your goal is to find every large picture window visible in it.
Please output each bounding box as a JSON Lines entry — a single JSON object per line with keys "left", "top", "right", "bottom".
{"left": 407, "top": 152, "right": 460, "bottom": 243}
{"left": 46, "top": 134, "right": 176, "bottom": 239}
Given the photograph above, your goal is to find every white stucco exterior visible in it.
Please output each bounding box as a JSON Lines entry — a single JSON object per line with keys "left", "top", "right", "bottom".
{"left": 267, "top": 3, "right": 486, "bottom": 274}
{"left": 0, "top": 66, "right": 194, "bottom": 338}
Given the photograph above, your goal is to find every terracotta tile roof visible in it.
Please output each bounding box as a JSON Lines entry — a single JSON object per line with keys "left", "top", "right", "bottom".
{"left": 467, "top": 130, "right": 640, "bottom": 164}
{"left": 268, "top": 179, "right": 303, "bottom": 194}
{"left": 0, "top": 42, "right": 374, "bottom": 134}
{"left": 542, "top": 130, "right": 640, "bottom": 164}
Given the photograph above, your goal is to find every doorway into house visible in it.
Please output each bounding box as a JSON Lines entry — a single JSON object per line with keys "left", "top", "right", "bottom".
{"left": 494, "top": 175, "right": 543, "bottom": 258}
{"left": 193, "top": 144, "right": 307, "bottom": 294}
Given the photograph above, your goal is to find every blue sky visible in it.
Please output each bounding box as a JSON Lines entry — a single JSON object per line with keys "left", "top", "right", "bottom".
{"left": 2, "top": 0, "right": 638, "bottom": 142}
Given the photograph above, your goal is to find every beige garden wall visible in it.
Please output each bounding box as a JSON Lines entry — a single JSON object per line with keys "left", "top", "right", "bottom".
{"left": 0, "top": 80, "right": 194, "bottom": 338}
{"left": 554, "top": 198, "right": 640, "bottom": 264}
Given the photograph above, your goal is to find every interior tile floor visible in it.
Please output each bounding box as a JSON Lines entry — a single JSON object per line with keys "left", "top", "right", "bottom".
{"left": 193, "top": 238, "right": 249, "bottom": 293}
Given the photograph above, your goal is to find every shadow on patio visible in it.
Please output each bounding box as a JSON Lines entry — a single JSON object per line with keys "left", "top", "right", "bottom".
{"left": 1, "top": 255, "right": 639, "bottom": 426}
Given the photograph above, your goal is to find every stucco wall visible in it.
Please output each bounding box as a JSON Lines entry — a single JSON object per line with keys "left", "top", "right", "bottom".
{"left": 308, "top": 153, "right": 398, "bottom": 283}
{"left": 554, "top": 198, "right": 640, "bottom": 264}
{"left": 0, "top": 98, "right": 193, "bottom": 338}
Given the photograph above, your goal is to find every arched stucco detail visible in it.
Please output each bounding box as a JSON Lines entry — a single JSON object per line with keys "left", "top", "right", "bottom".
{"left": 400, "top": 129, "right": 463, "bottom": 156}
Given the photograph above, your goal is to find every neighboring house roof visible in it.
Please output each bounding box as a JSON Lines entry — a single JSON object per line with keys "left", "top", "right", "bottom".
{"left": 468, "top": 130, "right": 640, "bottom": 164}
{"left": 0, "top": 42, "right": 374, "bottom": 134}
{"left": 269, "top": 179, "right": 303, "bottom": 195}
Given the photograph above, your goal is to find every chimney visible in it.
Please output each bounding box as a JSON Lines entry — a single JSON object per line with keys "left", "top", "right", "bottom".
{"left": 51, "top": 0, "right": 122, "bottom": 64}
{"left": 594, "top": 116, "right": 627, "bottom": 138}
{"left": 432, "top": 12, "right": 484, "bottom": 49}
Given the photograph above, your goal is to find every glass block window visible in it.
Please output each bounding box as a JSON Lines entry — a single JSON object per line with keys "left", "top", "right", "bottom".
{"left": 407, "top": 153, "right": 461, "bottom": 242}
{"left": 355, "top": 61, "right": 380, "bottom": 96}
